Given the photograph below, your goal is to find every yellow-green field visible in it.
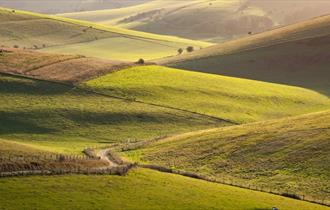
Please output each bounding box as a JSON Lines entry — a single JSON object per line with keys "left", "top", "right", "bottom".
{"left": 0, "top": 7, "right": 210, "bottom": 61}
{"left": 83, "top": 65, "right": 330, "bottom": 123}
{"left": 0, "top": 168, "right": 328, "bottom": 210}
{"left": 123, "top": 111, "right": 330, "bottom": 201}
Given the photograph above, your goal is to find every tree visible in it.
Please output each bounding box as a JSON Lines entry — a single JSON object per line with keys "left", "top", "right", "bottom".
{"left": 136, "top": 58, "right": 145, "bottom": 64}
{"left": 178, "top": 48, "right": 183, "bottom": 55}
{"left": 186, "top": 46, "right": 194, "bottom": 53}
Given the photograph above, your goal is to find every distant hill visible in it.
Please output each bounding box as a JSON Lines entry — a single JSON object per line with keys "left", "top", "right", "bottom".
{"left": 60, "top": 0, "right": 330, "bottom": 42}
{"left": 0, "top": 7, "right": 210, "bottom": 61}
{"left": 160, "top": 14, "right": 330, "bottom": 96}
{"left": 126, "top": 110, "right": 330, "bottom": 201}
{"left": 0, "top": 0, "right": 149, "bottom": 14}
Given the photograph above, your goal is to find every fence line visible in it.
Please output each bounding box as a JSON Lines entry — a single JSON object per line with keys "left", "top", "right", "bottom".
{"left": 0, "top": 164, "right": 136, "bottom": 178}
{"left": 0, "top": 153, "right": 100, "bottom": 163}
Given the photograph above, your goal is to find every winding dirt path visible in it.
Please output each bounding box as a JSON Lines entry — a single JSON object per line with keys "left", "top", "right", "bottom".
{"left": 97, "top": 149, "right": 117, "bottom": 167}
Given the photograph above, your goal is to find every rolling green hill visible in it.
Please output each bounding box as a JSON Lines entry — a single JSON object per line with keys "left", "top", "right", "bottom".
{"left": 0, "top": 7, "right": 210, "bottom": 61}
{"left": 0, "top": 73, "right": 226, "bottom": 154}
{"left": 83, "top": 65, "right": 330, "bottom": 124}
{"left": 0, "top": 168, "right": 328, "bottom": 210}
{"left": 124, "top": 111, "right": 330, "bottom": 201}
{"left": 160, "top": 14, "right": 330, "bottom": 96}
{"left": 60, "top": 0, "right": 330, "bottom": 42}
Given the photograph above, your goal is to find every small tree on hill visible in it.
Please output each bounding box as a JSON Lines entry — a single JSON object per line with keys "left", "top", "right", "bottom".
{"left": 186, "top": 46, "right": 194, "bottom": 53}
{"left": 178, "top": 48, "right": 183, "bottom": 55}
{"left": 136, "top": 58, "right": 145, "bottom": 65}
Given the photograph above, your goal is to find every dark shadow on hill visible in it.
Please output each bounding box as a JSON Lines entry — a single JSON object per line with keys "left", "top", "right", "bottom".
{"left": 0, "top": 111, "right": 58, "bottom": 134}
{"left": 0, "top": 108, "right": 221, "bottom": 135}
{"left": 0, "top": 75, "right": 73, "bottom": 95}
{"left": 171, "top": 35, "right": 330, "bottom": 97}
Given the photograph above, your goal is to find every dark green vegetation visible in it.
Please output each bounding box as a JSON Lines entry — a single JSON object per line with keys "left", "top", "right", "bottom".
{"left": 161, "top": 14, "right": 330, "bottom": 96}
{"left": 0, "top": 73, "right": 226, "bottom": 153}
{"left": 0, "top": 168, "right": 328, "bottom": 210}
{"left": 125, "top": 111, "right": 330, "bottom": 201}
{"left": 84, "top": 65, "right": 330, "bottom": 123}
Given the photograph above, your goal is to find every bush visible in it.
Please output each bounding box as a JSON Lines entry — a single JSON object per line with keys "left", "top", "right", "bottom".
{"left": 281, "top": 192, "right": 301, "bottom": 200}
{"left": 13, "top": 45, "right": 19, "bottom": 48}
{"left": 186, "top": 46, "right": 194, "bottom": 53}
{"left": 136, "top": 58, "right": 145, "bottom": 64}
{"left": 178, "top": 48, "right": 183, "bottom": 54}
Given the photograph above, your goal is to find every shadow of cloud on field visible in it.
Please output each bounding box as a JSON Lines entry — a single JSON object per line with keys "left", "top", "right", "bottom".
{"left": 0, "top": 107, "right": 218, "bottom": 135}
{"left": 0, "top": 75, "right": 73, "bottom": 96}
{"left": 0, "top": 111, "right": 58, "bottom": 134}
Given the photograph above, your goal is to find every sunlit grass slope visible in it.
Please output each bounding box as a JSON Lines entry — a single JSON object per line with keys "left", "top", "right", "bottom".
{"left": 0, "top": 138, "right": 51, "bottom": 157}
{"left": 0, "top": 73, "right": 226, "bottom": 153}
{"left": 83, "top": 66, "right": 330, "bottom": 123}
{"left": 125, "top": 111, "right": 330, "bottom": 200}
{"left": 0, "top": 168, "right": 328, "bottom": 210}
{"left": 0, "top": 7, "right": 210, "bottom": 61}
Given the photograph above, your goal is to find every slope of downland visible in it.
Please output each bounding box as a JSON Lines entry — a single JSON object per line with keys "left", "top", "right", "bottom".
{"left": 83, "top": 65, "right": 330, "bottom": 124}
{"left": 60, "top": 0, "right": 330, "bottom": 42}
{"left": 0, "top": 47, "right": 132, "bottom": 83}
{"left": 59, "top": 0, "right": 274, "bottom": 42}
{"left": 160, "top": 14, "right": 330, "bottom": 95}
{"left": 0, "top": 168, "right": 328, "bottom": 210}
{"left": 0, "top": 7, "right": 210, "bottom": 61}
{"left": 124, "top": 111, "right": 330, "bottom": 201}
{"left": 0, "top": 73, "right": 227, "bottom": 154}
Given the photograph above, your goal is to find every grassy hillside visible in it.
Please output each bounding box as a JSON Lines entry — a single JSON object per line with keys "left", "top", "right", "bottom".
{"left": 124, "top": 111, "right": 330, "bottom": 200}
{"left": 60, "top": 0, "right": 272, "bottom": 42}
{"left": 83, "top": 65, "right": 330, "bottom": 124}
{"left": 0, "top": 168, "right": 328, "bottom": 210}
{"left": 0, "top": 7, "right": 210, "bottom": 61}
{"left": 161, "top": 14, "right": 330, "bottom": 95}
{"left": 0, "top": 47, "right": 132, "bottom": 83}
{"left": 0, "top": 138, "right": 50, "bottom": 157}
{"left": 0, "top": 73, "right": 227, "bottom": 154}
{"left": 60, "top": 0, "right": 330, "bottom": 42}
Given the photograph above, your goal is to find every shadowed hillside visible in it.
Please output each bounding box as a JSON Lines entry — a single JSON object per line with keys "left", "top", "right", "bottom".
{"left": 161, "top": 14, "right": 330, "bottom": 96}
